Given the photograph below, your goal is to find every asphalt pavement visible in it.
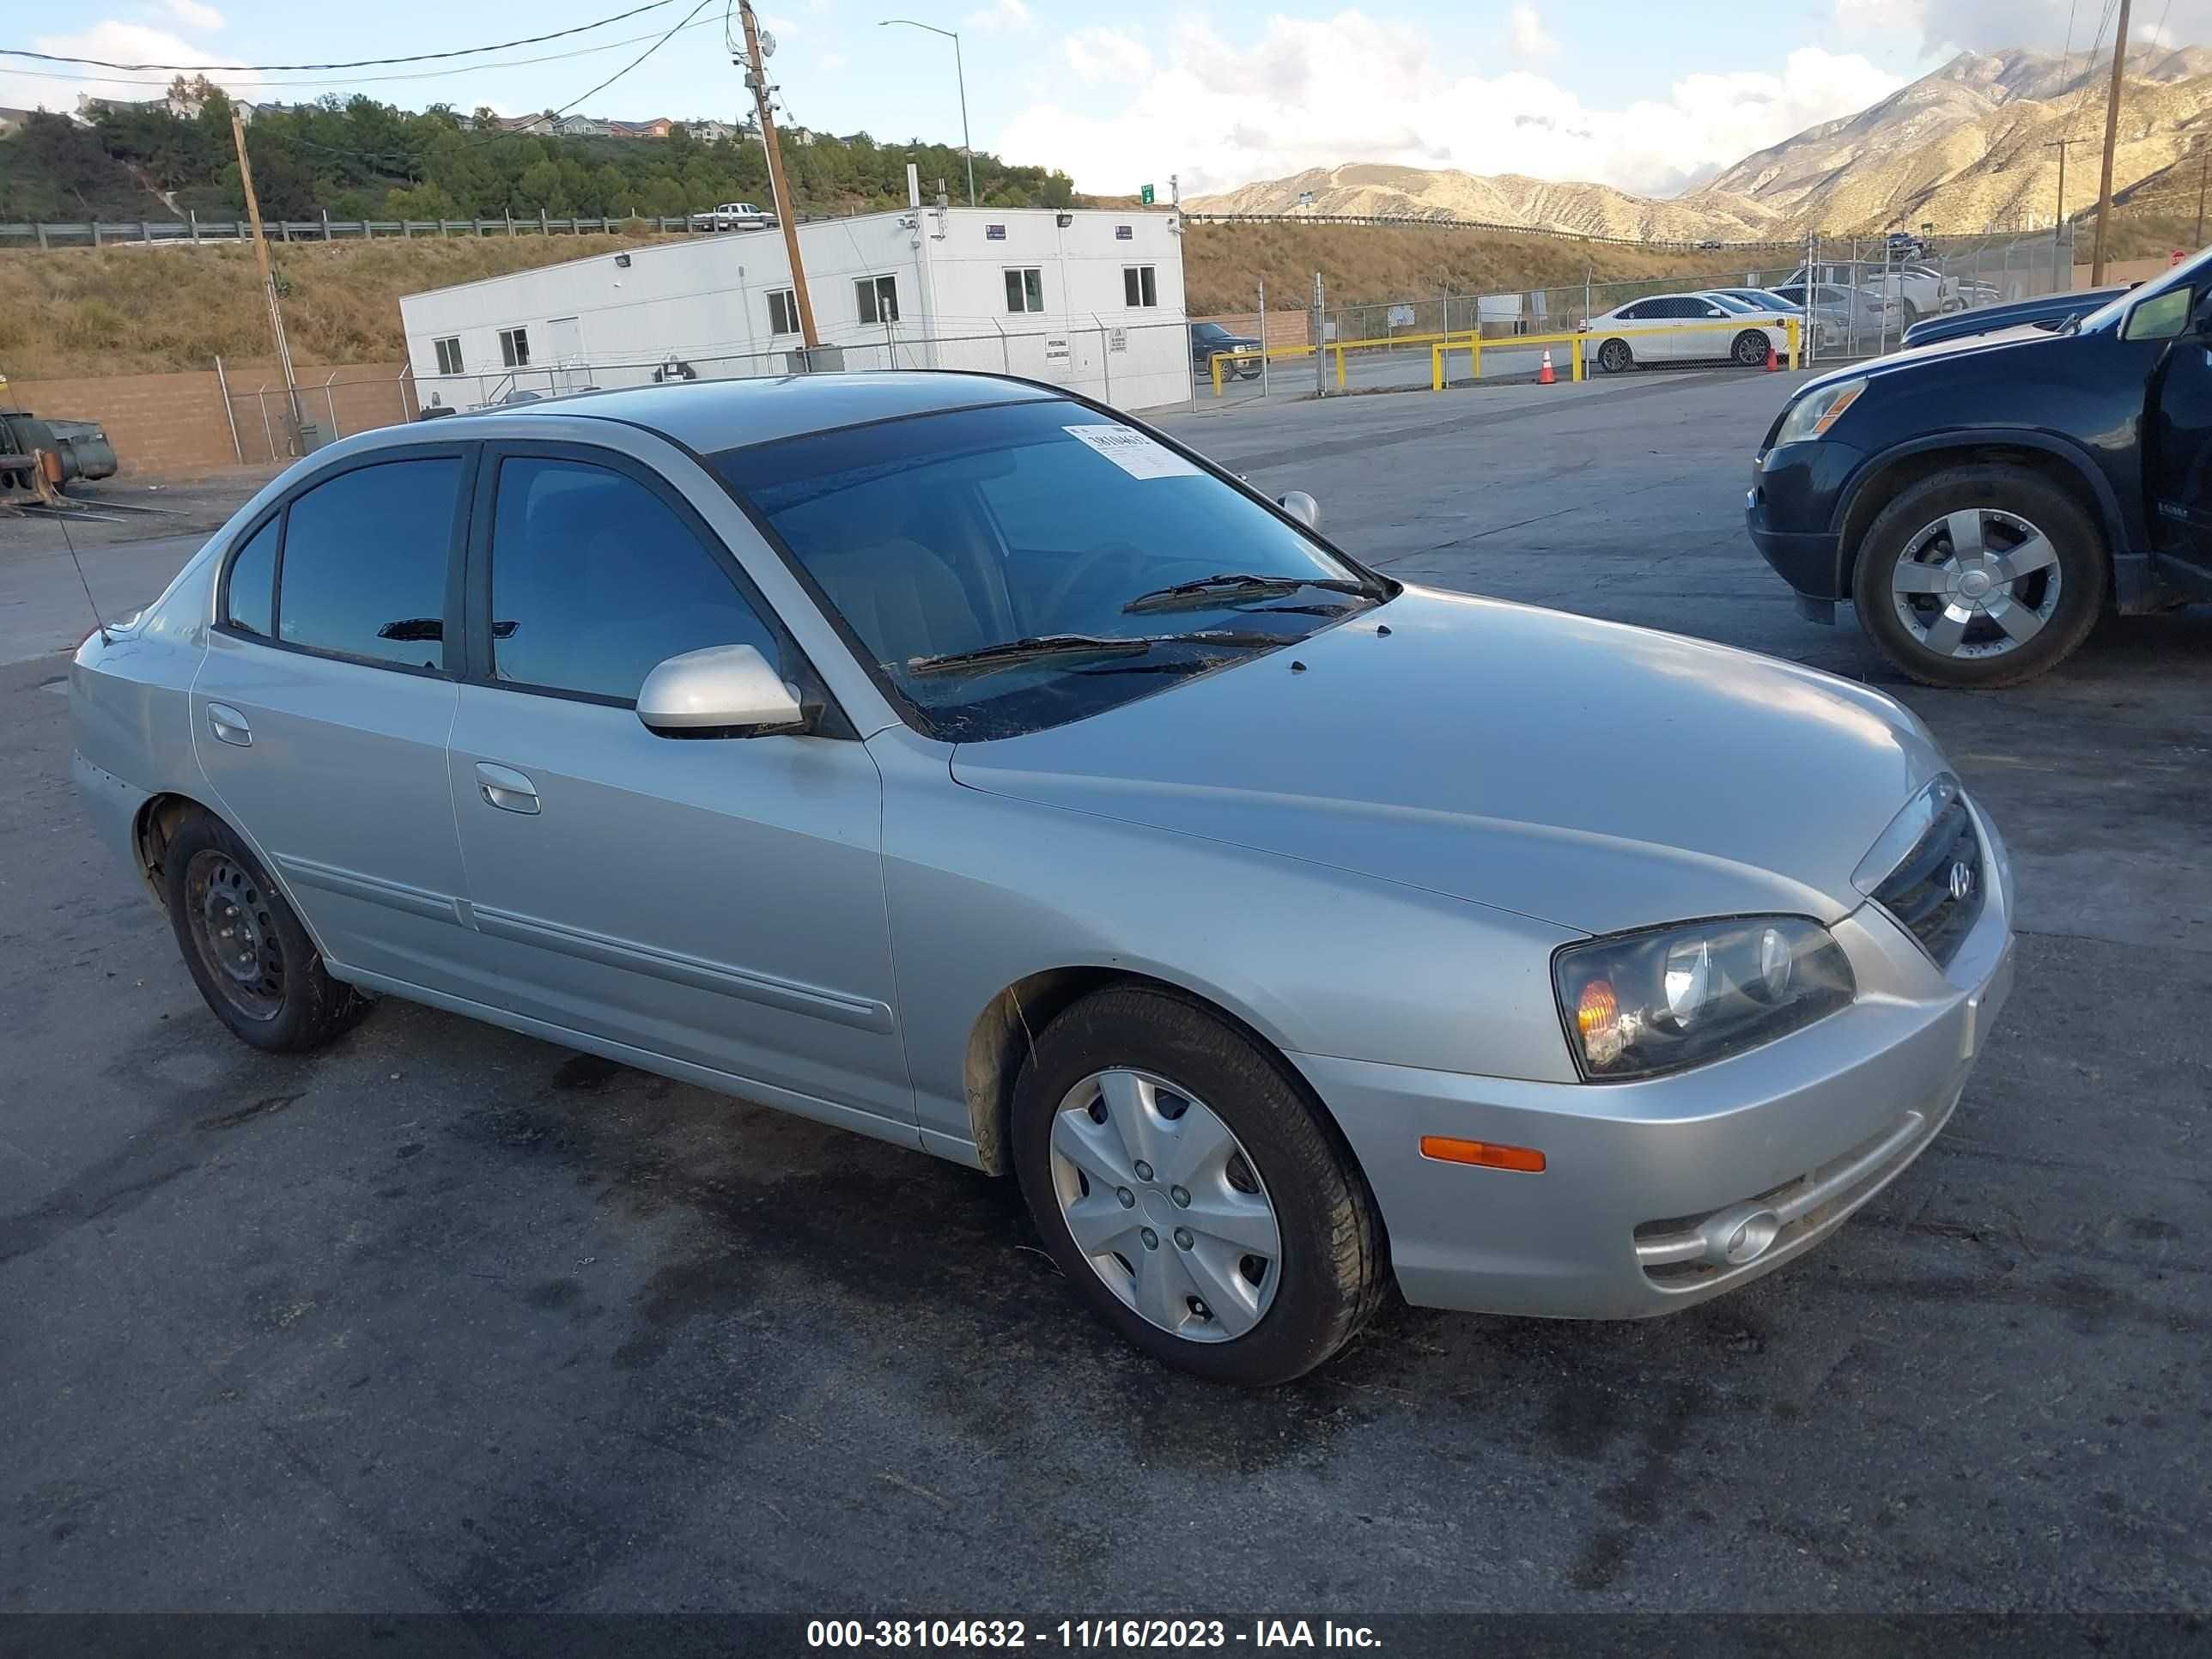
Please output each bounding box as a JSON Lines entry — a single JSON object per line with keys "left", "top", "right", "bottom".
{"left": 2, "top": 372, "right": 2207, "bottom": 1621}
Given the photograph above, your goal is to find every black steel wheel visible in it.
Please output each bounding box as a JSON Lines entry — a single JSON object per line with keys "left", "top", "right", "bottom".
{"left": 162, "top": 809, "right": 368, "bottom": 1053}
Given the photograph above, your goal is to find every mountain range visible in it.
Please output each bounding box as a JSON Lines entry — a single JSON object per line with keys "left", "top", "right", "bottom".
{"left": 1186, "top": 47, "right": 2212, "bottom": 241}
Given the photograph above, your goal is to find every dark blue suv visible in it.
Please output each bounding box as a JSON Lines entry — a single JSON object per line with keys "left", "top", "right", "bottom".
{"left": 1747, "top": 246, "right": 2212, "bottom": 687}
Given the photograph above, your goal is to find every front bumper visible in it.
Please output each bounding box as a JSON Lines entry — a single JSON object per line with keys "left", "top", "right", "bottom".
{"left": 1293, "top": 811, "right": 2014, "bottom": 1320}
{"left": 1746, "top": 439, "right": 1862, "bottom": 600}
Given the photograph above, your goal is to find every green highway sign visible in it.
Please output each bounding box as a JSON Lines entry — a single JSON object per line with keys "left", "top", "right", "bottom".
{"left": 1139, "top": 184, "right": 1154, "bottom": 205}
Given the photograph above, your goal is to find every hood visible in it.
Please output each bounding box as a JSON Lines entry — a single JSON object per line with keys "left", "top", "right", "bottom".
{"left": 1796, "top": 319, "right": 2069, "bottom": 399}
{"left": 949, "top": 587, "right": 1948, "bottom": 936}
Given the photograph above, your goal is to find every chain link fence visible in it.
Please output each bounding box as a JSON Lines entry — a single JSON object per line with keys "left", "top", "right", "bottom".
{"left": 1191, "top": 225, "right": 2085, "bottom": 406}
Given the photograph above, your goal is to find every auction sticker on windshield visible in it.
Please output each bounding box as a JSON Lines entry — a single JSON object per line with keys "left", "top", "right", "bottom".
{"left": 1064, "top": 424, "right": 1201, "bottom": 480}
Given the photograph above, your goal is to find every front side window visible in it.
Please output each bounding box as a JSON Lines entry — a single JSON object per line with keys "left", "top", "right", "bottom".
{"left": 1004, "top": 267, "right": 1044, "bottom": 314}
{"left": 1122, "top": 265, "right": 1158, "bottom": 307}
{"left": 222, "top": 516, "right": 278, "bottom": 637}
{"left": 714, "top": 399, "right": 1384, "bottom": 742}
{"left": 276, "top": 457, "right": 461, "bottom": 671}
{"left": 854, "top": 274, "right": 899, "bottom": 325}
{"left": 489, "top": 456, "right": 781, "bottom": 703}
{"left": 767, "top": 288, "right": 799, "bottom": 335}
{"left": 434, "top": 337, "right": 464, "bottom": 375}
{"left": 499, "top": 327, "right": 530, "bottom": 368}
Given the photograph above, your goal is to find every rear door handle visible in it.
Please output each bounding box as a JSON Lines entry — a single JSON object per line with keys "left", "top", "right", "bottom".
{"left": 474, "top": 762, "right": 540, "bottom": 815}
{"left": 206, "top": 703, "right": 252, "bottom": 747}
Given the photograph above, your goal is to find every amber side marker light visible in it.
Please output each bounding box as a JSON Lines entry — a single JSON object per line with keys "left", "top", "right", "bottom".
{"left": 1419, "top": 1136, "right": 1547, "bottom": 1174}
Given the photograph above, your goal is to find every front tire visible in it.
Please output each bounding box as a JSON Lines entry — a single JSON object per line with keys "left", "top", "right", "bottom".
{"left": 1851, "top": 464, "right": 2107, "bottom": 688}
{"left": 1011, "top": 985, "right": 1387, "bottom": 1385}
{"left": 162, "top": 809, "right": 368, "bottom": 1053}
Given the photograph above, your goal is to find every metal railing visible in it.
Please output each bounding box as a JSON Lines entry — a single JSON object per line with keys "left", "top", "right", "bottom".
{"left": 0, "top": 209, "right": 884, "bottom": 249}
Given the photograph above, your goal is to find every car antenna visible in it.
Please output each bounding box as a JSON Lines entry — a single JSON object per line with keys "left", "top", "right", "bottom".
{"left": 54, "top": 505, "right": 111, "bottom": 646}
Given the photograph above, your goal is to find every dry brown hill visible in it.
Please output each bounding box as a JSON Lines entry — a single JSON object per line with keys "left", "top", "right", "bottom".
{"left": 1189, "top": 47, "right": 2212, "bottom": 242}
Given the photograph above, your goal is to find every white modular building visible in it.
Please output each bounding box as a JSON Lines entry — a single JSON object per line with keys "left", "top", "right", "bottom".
{"left": 398, "top": 204, "right": 1194, "bottom": 414}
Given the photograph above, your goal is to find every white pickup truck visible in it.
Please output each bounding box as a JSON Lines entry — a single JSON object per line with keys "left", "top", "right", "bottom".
{"left": 1781, "top": 259, "right": 1957, "bottom": 324}
{"left": 690, "top": 201, "right": 775, "bottom": 231}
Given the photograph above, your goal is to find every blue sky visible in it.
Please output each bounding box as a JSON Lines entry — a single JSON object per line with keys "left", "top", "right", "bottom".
{"left": 3, "top": 0, "right": 2188, "bottom": 198}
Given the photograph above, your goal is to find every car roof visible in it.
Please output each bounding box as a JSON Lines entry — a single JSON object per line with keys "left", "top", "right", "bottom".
{"left": 483, "top": 371, "right": 1065, "bottom": 452}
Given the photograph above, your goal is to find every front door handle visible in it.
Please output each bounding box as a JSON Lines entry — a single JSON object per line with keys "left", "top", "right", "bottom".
{"left": 206, "top": 703, "right": 252, "bottom": 747}
{"left": 474, "top": 762, "right": 540, "bottom": 815}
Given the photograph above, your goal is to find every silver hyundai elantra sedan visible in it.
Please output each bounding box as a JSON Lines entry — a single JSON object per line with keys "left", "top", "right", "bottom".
{"left": 70, "top": 374, "right": 2014, "bottom": 1384}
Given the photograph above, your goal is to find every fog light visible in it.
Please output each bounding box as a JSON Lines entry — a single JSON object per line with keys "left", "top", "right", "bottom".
{"left": 1705, "top": 1206, "right": 1783, "bottom": 1267}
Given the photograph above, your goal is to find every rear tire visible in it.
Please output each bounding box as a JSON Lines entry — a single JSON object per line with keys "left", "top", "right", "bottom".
{"left": 1851, "top": 464, "right": 2107, "bottom": 689}
{"left": 162, "top": 809, "right": 368, "bottom": 1053}
{"left": 1596, "top": 337, "right": 1633, "bottom": 374}
{"left": 1011, "top": 985, "right": 1388, "bottom": 1386}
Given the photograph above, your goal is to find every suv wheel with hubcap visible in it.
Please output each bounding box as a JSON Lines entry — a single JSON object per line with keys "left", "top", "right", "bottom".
{"left": 1852, "top": 464, "right": 2106, "bottom": 688}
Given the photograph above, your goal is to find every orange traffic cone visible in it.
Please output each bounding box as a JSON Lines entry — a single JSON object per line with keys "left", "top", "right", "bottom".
{"left": 1538, "top": 349, "right": 1556, "bottom": 385}
{"left": 1765, "top": 343, "right": 1781, "bottom": 371}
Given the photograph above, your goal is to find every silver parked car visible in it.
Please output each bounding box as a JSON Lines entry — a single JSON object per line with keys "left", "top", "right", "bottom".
{"left": 70, "top": 374, "right": 2015, "bottom": 1384}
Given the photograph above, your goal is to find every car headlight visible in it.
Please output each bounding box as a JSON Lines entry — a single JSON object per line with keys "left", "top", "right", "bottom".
{"left": 1773, "top": 378, "right": 1866, "bottom": 446}
{"left": 1553, "top": 917, "right": 1856, "bottom": 1081}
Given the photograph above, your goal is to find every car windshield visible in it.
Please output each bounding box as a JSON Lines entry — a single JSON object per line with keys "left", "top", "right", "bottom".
{"left": 1731, "top": 292, "right": 1790, "bottom": 311}
{"left": 712, "top": 398, "right": 1385, "bottom": 742}
{"left": 1705, "top": 293, "right": 1755, "bottom": 313}
{"left": 2077, "top": 244, "right": 2212, "bottom": 333}
{"left": 1192, "top": 324, "right": 1231, "bottom": 341}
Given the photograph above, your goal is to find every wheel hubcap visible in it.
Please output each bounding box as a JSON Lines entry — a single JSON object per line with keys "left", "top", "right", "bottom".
{"left": 1890, "top": 507, "right": 2063, "bottom": 660}
{"left": 1047, "top": 1069, "right": 1281, "bottom": 1343}
{"left": 185, "top": 850, "right": 285, "bottom": 1021}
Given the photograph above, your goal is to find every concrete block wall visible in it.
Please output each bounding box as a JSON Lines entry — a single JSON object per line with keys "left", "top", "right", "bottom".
{"left": 11, "top": 363, "right": 410, "bottom": 477}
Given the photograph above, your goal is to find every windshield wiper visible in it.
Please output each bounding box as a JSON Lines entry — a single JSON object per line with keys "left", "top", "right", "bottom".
{"left": 907, "top": 628, "right": 1291, "bottom": 678}
{"left": 1121, "top": 572, "right": 1370, "bottom": 614}
{"left": 906, "top": 634, "right": 1154, "bottom": 676}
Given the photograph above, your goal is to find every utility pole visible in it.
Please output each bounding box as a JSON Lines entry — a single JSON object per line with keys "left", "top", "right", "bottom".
{"left": 2196, "top": 143, "right": 2209, "bottom": 247}
{"left": 230, "top": 106, "right": 304, "bottom": 441}
{"left": 2045, "top": 137, "right": 2075, "bottom": 289}
{"left": 739, "top": 0, "right": 820, "bottom": 351}
{"left": 2090, "top": 0, "right": 2132, "bottom": 286}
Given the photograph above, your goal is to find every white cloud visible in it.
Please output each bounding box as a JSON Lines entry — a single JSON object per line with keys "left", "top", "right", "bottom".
{"left": 997, "top": 12, "right": 1902, "bottom": 198}
{"left": 165, "top": 0, "right": 225, "bottom": 30}
{"left": 0, "top": 21, "right": 256, "bottom": 118}
{"left": 1834, "top": 0, "right": 2212, "bottom": 53}
{"left": 1064, "top": 27, "right": 1152, "bottom": 85}
{"left": 963, "top": 0, "right": 1030, "bottom": 33}
{"left": 1508, "top": 4, "right": 1558, "bottom": 59}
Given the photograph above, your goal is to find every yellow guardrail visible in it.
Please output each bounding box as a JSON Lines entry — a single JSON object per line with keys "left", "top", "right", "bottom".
{"left": 1430, "top": 317, "right": 1800, "bottom": 391}
{"left": 1208, "top": 331, "right": 1448, "bottom": 397}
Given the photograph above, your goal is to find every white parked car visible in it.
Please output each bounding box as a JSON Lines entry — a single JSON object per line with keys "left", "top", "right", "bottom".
{"left": 690, "top": 201, "right": 775, "bottom": 231}
{"left": 1578, "top": 292, "right": 1791, "bottom": 374}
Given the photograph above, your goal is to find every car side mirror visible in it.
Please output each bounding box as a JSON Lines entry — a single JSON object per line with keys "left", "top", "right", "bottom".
{"left": 1278, "top": 489, "right": 1321, "bottom": 530}
{"left": 637, "top": 643, "right": 807, "bottom": 738}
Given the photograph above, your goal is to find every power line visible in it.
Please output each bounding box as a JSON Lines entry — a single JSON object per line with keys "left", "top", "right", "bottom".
{"left": 4, "top": 17, "right": 730, "bottom": 94}
{"left": 0, "top": 0, "right": 686, "bottom": 72}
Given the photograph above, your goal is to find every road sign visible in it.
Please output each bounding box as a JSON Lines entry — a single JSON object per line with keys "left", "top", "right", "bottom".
{"left": 1139, "top": 184, "right": 1154, "bottom": 205}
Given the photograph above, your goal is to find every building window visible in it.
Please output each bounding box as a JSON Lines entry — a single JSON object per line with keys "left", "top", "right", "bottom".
{"left": 854, "top": 274, "right": 899, "bottom": 325}
{"left": 1003, "top": 267, "right": 1044, "bottom": 314}
{"left": 433, "top": 337, "right": 464, "bottom": 375}
{"left": 767, "top": 288, "right": 799, "bottom": 335}
{"left": 499, "top": 327, "right": 530, "bottom": 368}
{"left": 1122, "top": 265, "right": 1158, "bottom": 308}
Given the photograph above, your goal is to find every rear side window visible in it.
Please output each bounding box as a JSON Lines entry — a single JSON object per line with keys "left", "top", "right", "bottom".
{"left": 222, "top": 517, "right": 278, "bottom": 637}
{"left": 487, "top": 456, "right": 781, "bottom": 702}
{"left": 276, "top": 457, "right": 461, "bottom": 671}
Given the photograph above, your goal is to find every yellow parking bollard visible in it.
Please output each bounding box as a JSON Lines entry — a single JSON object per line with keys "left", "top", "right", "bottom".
{"left": 1335, "top": 345, "right": 1346, "bottom": 392}
{"left": 1571, "top": 337, "right": 1584, "bottom": 382}
{"left": 1788, "top": 318, "right": 1801, "bottom": 370}
{"left": 1211, "top": 355, "right": 1224, "bottom": 398}
{"left": 1431, "top": 343, "right": 1443, "bottom": 393}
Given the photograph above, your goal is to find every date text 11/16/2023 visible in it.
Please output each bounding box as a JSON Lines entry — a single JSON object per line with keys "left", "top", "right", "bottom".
{"left": 805, "top": 1619, "right": 1383, "bottom": 1649}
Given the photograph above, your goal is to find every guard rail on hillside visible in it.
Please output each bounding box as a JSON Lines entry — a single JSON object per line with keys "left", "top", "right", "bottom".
{"left": 0, "top": 210, "right": 862, "bottom": 249}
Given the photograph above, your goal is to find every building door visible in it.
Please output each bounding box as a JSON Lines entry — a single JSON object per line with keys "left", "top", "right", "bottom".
{"left": 545, "top": 315, "right": 585, "bottom": 391}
